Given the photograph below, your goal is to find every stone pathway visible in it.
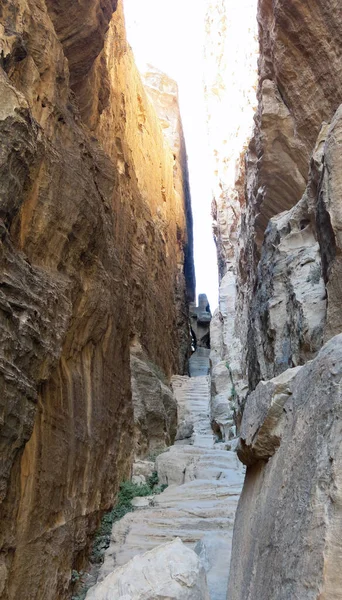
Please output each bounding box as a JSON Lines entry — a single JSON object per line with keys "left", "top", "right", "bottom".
{"left": 95, "top": 350, "right": 245, "bottom": 600}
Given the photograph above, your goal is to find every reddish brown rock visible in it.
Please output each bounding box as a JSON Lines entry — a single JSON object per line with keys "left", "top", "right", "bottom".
{"left": 0, "top": 2, "right": 194, "bottom": 599}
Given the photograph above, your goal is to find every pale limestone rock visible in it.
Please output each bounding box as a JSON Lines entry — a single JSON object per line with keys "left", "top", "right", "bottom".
{"left": 316, "top": 105, "right": 342, "bottom": 343}
{"left": 248, "top": 197, "right": 326, "bottom": 387}
{"left": 210, "top": 272, "right": 247, "bottom": 437}
{"left": 130, "top": 496, "right": 153, "bottom": 508}
{"left": 95, "top": 373, "right": 244, "bottom": 600}
{"left": 132, "top": 460, "right": 155, "bottom": 480}
{"left": 245, "top": 120, "right": 329, "bottom": 389}
{"left": 86, "top": 539, "right": 210, "bottom": 600}
{"left": 237, "top": 366, "right": 302, "bottom": 465}
{"left": 131, "top": 475, "right": 146, "bottom": 486}
{"left": 228, "top": 335, "right": 342, "bottom": 599}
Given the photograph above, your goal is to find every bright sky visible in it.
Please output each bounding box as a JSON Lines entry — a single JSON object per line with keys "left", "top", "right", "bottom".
{"left": 124, "top": 0, "right": 219, "bottom": 311}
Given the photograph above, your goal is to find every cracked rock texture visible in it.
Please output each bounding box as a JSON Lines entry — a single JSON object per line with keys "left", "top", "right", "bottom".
{"left": 229, "top": 336, "right": 342, "bottom": 599}
{"left": 218, "top": 1, "right": 342, "bottom": 598}
{"left": 0, "top": 2, "right": 194, "bottom": 599}
{"left": 87, "top": 538, "right": 210, "bottom": 600}
{"left": 236, "top": 0, "right": 342, "bottom": 389}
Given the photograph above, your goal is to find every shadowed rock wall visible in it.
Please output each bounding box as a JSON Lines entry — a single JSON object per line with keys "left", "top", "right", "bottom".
{"left": 0, "top": 1, "right": 194, "bottom": 598}
{"left": 237, "top": 0, "right": 342, "bottom": 389}
{"left": 216, "top": 0, "right": 342, "bottom": 598}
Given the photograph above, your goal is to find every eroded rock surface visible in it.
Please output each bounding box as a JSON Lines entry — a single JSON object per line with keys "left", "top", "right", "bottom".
{"left": 228, "top": 335, "right": 342, "bottom": 600}
{"left": 87, "top": 538, "right": 210, "bottom": 600}
{"left": 246, "top": 124, "right": 329, "bottom": 387}
{"left": 0, "top": 2, "right": 194, "bottom": 598}
{"left": 235, "top": 0, "right": 342, "bottom": 390}
{"left": 130, "top": 346, "right": 177, "bottom": 458}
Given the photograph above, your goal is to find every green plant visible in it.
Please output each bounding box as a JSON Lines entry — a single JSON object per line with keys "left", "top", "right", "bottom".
{"left": 71, "top": 570, "right": 81, "bottom": 584}
{"left": 73, "top": 476, "right": 168, "bottom": 598}
{"left": 225, "top": 361, "right": 237, "bottom": 401}
{"left": 148, "top": 471, "right": 159, "bottom": 488}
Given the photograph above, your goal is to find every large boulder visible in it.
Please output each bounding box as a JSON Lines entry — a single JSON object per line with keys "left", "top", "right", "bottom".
{"left": 86, "top": 538, "right": 210, "bottom": 600}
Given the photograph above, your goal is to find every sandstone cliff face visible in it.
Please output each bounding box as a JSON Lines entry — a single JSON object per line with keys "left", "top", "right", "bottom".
{"left": 0, "top": 2, "right": 194, "bottom": 599}
{"left": 210, "top": 0, "right": 342, "bottom": 399}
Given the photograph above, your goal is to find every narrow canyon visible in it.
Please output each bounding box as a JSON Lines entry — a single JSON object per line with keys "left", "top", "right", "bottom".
{"left": 1, "top": 0, "right": 342, "bottom": 599}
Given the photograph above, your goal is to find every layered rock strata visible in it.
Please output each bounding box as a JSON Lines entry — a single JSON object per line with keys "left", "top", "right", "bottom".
{"left": 214, "top": 1, "right": 342, "bottom": 598}
{"left": 237, "top": 0, "right": 342, "bottom": 388}
{"left": 0, "top": 2, "right": 194, "bottom": 599}
{"left": 204, "top": 0, "right": 258, "bottom": 423}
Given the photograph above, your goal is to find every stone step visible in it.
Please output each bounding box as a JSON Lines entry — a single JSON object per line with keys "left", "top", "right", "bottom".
{"left": 91, "top": 363, "right": 245, "bottom": 600}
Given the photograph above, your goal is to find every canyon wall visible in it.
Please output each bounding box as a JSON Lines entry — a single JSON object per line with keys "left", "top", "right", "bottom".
{"left": 0, "top": 2, "right": 194, "bottom": 599}
{"left": 205, "top": 0, "right": 258, "bottom": 437}
{"left": 207, "top": 0, "right": 342, "bottom": 597}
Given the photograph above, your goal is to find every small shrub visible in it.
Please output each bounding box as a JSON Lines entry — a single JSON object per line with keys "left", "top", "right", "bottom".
{"left": 73, "top": 477, "right": 168, "bottom": 597}
{"left": 71, "top": 570, "right": 81, "bottom": 584}
{"left": 148, "top": 471, "right": 159, "bottom": 488}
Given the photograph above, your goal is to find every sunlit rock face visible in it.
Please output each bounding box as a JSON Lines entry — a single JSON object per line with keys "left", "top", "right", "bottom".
{"left": 204, "top": 0, "right": 258, "bottom": 423}
{"left": 204, "top": 0, "right": 258, "bottom": 280}
{"left": 0, "top": 1, "right": 194, "bottom": 598}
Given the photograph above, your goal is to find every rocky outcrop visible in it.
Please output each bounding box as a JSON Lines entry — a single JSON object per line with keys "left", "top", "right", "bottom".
{"left": 235, "top": 0, "right": 342, "bottom": 389}
{"left": 87, "top": 539, "right": 210, "bottom": 600}
{"left": 0, "top": 2, "right": 194, "bottom": 599}
{"left": 130, "top": 346, "right": 177, "bottom": 459}
{"left": 247, "top": 127, "right": 328, "bottom": 388}
{"left": 213, "top": 1, "right": 342, "bottom": 598}
{"left": 228, "top": 335, "right": 342, "bottom": 599}
{"left": 204, "top": 0, "right": 257, "bottom": 425}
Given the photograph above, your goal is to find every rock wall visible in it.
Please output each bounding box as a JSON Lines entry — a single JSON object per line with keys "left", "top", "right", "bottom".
{"left": 213, "top": 0, "right": 342, "bottom": 597}
{"left": 238, "top": 0, "right": 342, "bottom": 388}
{"left": 204, "top": 0, "right": 258, "bottom": 435}
{"left": 229, "top": 337, "right": 342, "bottom": 599}
{"left": 0, "top": 2, "right": 194, "bottom": 599}
{"left": 209, "top": 0, "right": 342, "bottom": 400}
